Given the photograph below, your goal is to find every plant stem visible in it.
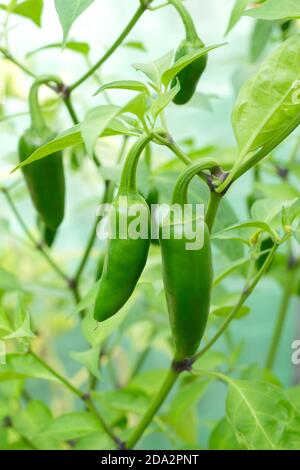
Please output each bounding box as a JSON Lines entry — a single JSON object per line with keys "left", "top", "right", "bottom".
{"left": 166, "top": 139, "right": 193, "bottom": 166}
{"left": 205, "top": 191, "right": 222, "bottom": 232}
{"left": 73, "top": 215, "right": 102, "bottom": 284}
{"left": 29, "top": 350, "right": 122, "bottom": 448}
{"left": 163, "top": 138, "right": 212, "bottom": 186}
{"left": 1, "top": 187, "right": 69, "bottom": 283}
{"left": 192, "top": 242, "right": 278, "bottom": 363}
{"left": 265, "top": 263, "right": 296, "bottom": 370}
{"left": 168, "top": 0, "right": 199, "bottom": 42}
{"left": 69, "top": 4, "right": 147, "bottom": 92}
{"left": 217, "top": 120, "right": 300, "bottom": 193}
{"left": 0, "top": 48, "right": 79, "bottom": 127}
{"left": 63, "top": 95, "right": 79, "bottom": 124}
{"left": 29, "top": 350, "right": 81, "bottom": 397}
{"left": 126, "top": 367, "right": 178, "bottom": 449}
{"left": 0, "top": 47, "right": 36, "bottom": 78}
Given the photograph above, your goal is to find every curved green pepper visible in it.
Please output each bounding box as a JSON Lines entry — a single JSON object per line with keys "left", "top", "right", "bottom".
{"left": 170, "top": 0, "right": 207, "bottom": 105}
{"left": 19, "top": 77, "right": 65, "bottom": 245}
{"left": 94, "top": 135, "right": 152, "bottom": 322}
{"left": 160, "top": 158, "right": 217, "bottom": 360}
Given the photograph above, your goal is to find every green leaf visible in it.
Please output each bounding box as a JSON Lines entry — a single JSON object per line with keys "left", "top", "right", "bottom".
{"left": 123, "top": 41, "right": 147, "bottom": 52}
{"left": 12, "top": 401, "right": 54, "bottom": 450}
{"left": 81, "top": 292, "right": 137, "bottom": 347}
{"left": 213, "top": 220, "right": 277, "bottom": 241}
{"left": 232, "top": 34, "right": 300, "bottom": 158}
{"left": 254, "top": 182, "right": 299, "bottom": 201}
{"left": 70, "top": 345, "right": 101, "bottom": 379}
{"left": 161, "top": 44, "right": 224, "bottom": 87}
{"left": 98, "top": 388, "right": 149, "bottom": 414}
{"left": 0, "top": 0, "right": 44, "bottom": 27}
{"left": 226, "top": 379, "right": 300, "bottom": 449}
{"left": 94, "top": 80, "right": 149, "bottom": 96}
{"left": 225, "top": 0, "right": 249, "bottom": 35}
{"left": 211, "top": 305, "right": 250, "bottom": 319}
{"left": 0, "top": 308, "right": 12, "bottom": 336}
{"left": 167, "top": 379, "right": 209, "bottom": 423}
{"left": 26, "top": 41, "right": 90, "bottom": 58}
{"left": 150, "top": 81, "right": 180, "bottom": 119}
{"left": 122, "top": 92, "right": 149, "bottom": 121}
{"left": 4, "top": 298, "right": 35, "bottom": 340}
{"left": 44, "top": 412, "right": 100, "bottom": 440}
{"left": 133, "top": 50, "right": 174, "bottom": 86}
{"left": 13, "top": 119, "right": 137, "bottom": 170}
{"left": 250, "top": 20, "right": 274, "bottom": 62}
{"left": 14, "top": 125, "right": 82, "bottom": 169}
{"left": 3, "top": 353, "right": 59, "bottom": 382}
{"left": 54, "top": 0, "right": 95, "bottom": 45}
{"left": 74, "top": 432, "right": 111, "bottom": 450}
{"left": 251, "top": 197, "right": 300, "bottom": 229}
{"left": 286, "top": 386, "right": 300, "bottom": 413}
{"left": 245, "top": 0, "right": 300, "bottom": 21}
{"left": 209, "top": 417, "right": 241, "bottom": 450}
{"left": 81, "top": 105, "right": 120, "bottom": 156}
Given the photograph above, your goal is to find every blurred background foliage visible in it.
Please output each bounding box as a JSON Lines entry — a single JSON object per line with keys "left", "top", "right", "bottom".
{"left": 0, "top": 0, "right": 300, "bottom": 450}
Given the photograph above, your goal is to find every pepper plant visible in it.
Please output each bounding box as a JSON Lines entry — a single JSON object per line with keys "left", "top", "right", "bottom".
{"left": 0, "top": 0, "right": 300, "bottom": 451}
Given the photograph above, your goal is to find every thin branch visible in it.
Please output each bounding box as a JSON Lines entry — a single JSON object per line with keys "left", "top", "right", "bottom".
{"left": 0, "top": 46, "right": 36, "bottom": 78}
{"left": 69, "top": 4, "right": 148, "bottom": 91}
{"left": 205, "top": 191, "right": 222, "bottom": 232}
{"left": 1, "top": 187, "right": 69, "bottom": 284}
{"left": 29, "top": 349, "right": 123, "bottom": 449}
{"left": 63, "top": 95, "right": 79, "bottom": 124}
{"left": 126, "top": 367, "right": 178, "bottom": 449}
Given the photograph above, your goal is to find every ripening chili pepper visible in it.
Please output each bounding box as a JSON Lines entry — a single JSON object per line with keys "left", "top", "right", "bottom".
{"left": 19, "top": 77, "right": 65, "bottom": 246}
{"left": 94, "top": 135, "right": 152, "bottom": 322}
{"left": 159, "top": 158, "right": 217, "bottom": 360}
{"left": 170, "top": 0, "right": 207, "bottom": 105}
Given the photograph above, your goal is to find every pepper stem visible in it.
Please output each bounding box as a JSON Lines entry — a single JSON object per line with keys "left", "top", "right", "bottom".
{"left": 168, "top": 0, "right": 201, "bottom": 43}
{"left": 172, "top": 158, "right": 219, "bottom": 206}
{"left": 118, "top": 134, "right": 153, "bottom": 195}
{"left": 29, "top": 75, "right": 62, "bottom": 132}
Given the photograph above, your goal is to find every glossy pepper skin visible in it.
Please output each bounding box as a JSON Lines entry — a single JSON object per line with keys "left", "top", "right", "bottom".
{"left": 172, "top": 39, "right": 207, "bottom": 105}
{"left": 94, "top": 135, "right": 152, "bottom": 322}
{"left": 19, "top": 77, "right": 65, "bottom": 246}
{"left": 169, "top": 0, "right": 207, "bottom": 105}
{"left": 159, "top": 157, "right": 217, "bottom": 360}
{"left": 94, "top": 195, "right": 150, "bottom": 322}
{"left": 160, "top": 219, "right": 212, "bottom": 359}
{"left": 19, "top": 128, "right": 65, "bottom": 233}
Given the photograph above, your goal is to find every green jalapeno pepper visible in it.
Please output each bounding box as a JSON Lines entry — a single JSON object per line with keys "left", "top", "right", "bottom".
{"left": 19, "top": 77, "right": 65, "bottom": 246}
{"left": 160, "top": 158, "right": 217, "bottom": 359}
{"left": 94, "top": 135, "right": 152, "bottom": 322}
{"left": 170, "top": 0, "right": 207, "bottom": 105}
